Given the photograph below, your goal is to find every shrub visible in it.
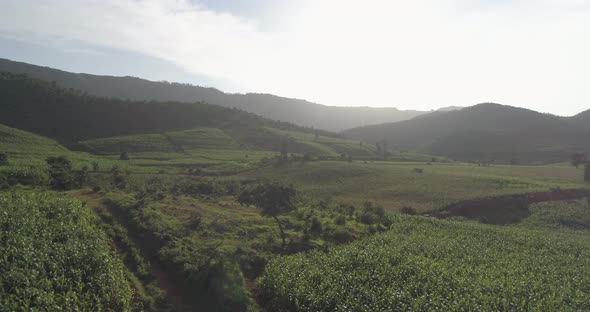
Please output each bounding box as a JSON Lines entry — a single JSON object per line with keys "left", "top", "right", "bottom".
{"left": 46, "top": 156, "right": 73, "bottom": 190}
{"left": 334, "top": 214, "right": 346, "bottom": 225}
{"left": 401, "top": 206, "right": 417, "bottom": 215}
{"left": 0, "top": 152, "right": 8, "bottom": 166}
{"left": 0, "top": 167, "right": 48, "bottom": 186}
{"left": 310, "top": 216, "right": 323, "bottom": 233}
{"left": 331, "top": 228, "right": 355, "bottom": 244}
{"left": 110, "top": 165, "right": 127, "bottom": 189}
{"left": 120, "top": 151, "right": 130, "bottom": 160}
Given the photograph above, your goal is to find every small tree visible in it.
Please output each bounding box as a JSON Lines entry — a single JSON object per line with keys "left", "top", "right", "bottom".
{"left": 92, "top": 162, "right": 99, "bottom": 172}
{"left": 110, "top": 165, "right": 126, "bottom": 189}
{"left": 585, "top": 164, "right": 590, "bottom": 182}
{"left": 120, "top": 151, "right": 130, "bottom": 161}
{"left": 238, "top": 182, "right": 297, "bottom": 247}
{"left": 74, "top": 166, "right": 89, "bottom": 188}
{"left": 0, "top": 152, "right": 8, "bottom": 166}
{"left": 571, "top": 153, "right": 586, "bottom": 168}
{"left": 46, "top": 156, "right": 73, "bottom": 190}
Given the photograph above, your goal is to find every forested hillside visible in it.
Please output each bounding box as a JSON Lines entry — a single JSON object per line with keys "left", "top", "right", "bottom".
{"left": 342, "top": 103, "right": 590, "bottom": 163}
{"left": 0, "top": 72, "right": 334, "bottom": 147}
{"left": 0, "top": 58, "right": 426, "bottom": 131}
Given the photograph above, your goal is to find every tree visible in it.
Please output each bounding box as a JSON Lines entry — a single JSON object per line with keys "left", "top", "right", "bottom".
{"left": 571, "top": 153, "right": 586, "bottom": 168}
{"left": 74, "top": 166, "right": 89, "bottom": 188}
{"left": 238, "top": 182, "right": 297, "bottom": 247}
{"left": 110, "top": 165, "right": 126, "bottom": 189}
{"left": 120, "top": 152, "right": 130, "bottom": 161}
{"left": 92, "top": 162, "right": 99, "bottom": 172}
{"left": 585, "top": 164, "right": 590, "bottom": 182}
{"left": 0, "top": 152, "right": 8, "bottom": 166}
{"left": 46, "top": 156, "right": 73, "bottom": 190}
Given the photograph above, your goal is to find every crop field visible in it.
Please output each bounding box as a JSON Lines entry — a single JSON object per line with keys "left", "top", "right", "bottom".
{"left": 244, "top": 161, "right": 589, "bottom": 212}
{"left": 518, "top": 199, "right": 590, "bottom": 231}
{"left": 258, "top": 214, "right": 590, "bottom": 311}
{"left": 0, "top": 192, "right": 132, "bottom": 311}
{"left": 2, "top": 121, "right": 590, "bottom": 312}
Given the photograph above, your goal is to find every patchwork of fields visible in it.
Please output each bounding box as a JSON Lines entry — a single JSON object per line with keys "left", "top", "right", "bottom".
{"left": 1, "top": 122, "right": 589, "bottom": 312}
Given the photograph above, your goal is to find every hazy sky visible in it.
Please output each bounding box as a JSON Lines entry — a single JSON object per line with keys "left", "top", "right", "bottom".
{"left": 1, "top": 0, "right": 589, "bottom": 115}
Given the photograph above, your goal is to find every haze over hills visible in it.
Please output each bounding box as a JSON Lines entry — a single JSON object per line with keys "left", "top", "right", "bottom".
{"left": 0, "top": 58, "right": 428, "bottom": 131}
{"left": 570, "top": 109, "right": 590, "bottom": 131}
{"left": 0, "top": 72, "right": 381, "bottom": 161}
{"left": 343, "top": 103, "right": 590, "bottom": 163}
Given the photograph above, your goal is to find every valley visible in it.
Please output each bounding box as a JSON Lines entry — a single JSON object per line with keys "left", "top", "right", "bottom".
{"left": 0, "top": 63, "right": 589, "bottom": 311}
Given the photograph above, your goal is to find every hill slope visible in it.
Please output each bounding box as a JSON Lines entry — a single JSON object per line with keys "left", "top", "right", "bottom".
{"left": 0, "top": 58, "right": 425, "bottom": 131}
{"left": 570, "top": 109, "right": 590, "bottom": 131}
{"left": 0, "top": 72, "right": 337, "bottom": 148}
{"left": 342, "top": 103, "right": 590, "bottom": 163}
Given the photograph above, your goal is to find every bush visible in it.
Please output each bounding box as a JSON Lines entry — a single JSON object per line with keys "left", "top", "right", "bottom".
{"left": 46, "top": 156, "right": 73, "bottom": 190}
{"left": 0, "top": 167, "right": 48, "bottom": 186}
{"left": 334, "top": 214, "right": 346, "bottom": 225}
{"left": 120, "top": 151, "right": 130, "bottom": 160}
{"left": 358, "top": 201, "right": 385, "bottom": 225}
{"left": 401, "top": 206, "right": 417, "bottom": 215}
{"left": 331, "top": 228, "right": 355, "bottom": 244}
{"left": 310, "top": 216, "right": 323, "bottom": 233}
{"left": 0, "top": 152, "right": 8, "bottom": 166}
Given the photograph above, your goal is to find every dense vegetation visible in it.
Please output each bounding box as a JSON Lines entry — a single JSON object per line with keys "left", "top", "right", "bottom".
{"left": 0, "top": 58, "right": 426, "bottom": 131}
{"left": 1, "top": 59, "right": 590, "bottom": 312}
{"left": 259, "top": 214, "right": 590, "bottom": 311}
{"left": 0, "top": 192, "right": 133, "bottom": 311}
{"left": 0, "top": 72, "right": 335, "bottom": 145}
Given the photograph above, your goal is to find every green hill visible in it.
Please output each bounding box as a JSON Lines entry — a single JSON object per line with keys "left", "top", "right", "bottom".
{"left": 0, "top": 72, "right": 339, "bottom": 148}
{"left": 0, "top": 58, "right": 426, "bottom": 131}
{"left": 570, "top": 109, "right": 590, "bottom": 131}
{"left": 0, "top": 123, "right": 69, "bottom": 157}
{"left": 342, "top": 103, "right": 590, "bottom": 163}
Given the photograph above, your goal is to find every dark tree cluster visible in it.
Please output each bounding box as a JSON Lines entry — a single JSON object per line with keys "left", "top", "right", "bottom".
{"left": 0, "top": 73, "right": 340, "bottom": 149}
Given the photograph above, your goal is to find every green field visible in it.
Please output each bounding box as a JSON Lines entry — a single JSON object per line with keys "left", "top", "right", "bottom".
{"left": 258, "top": 213, "right": 590, "bottom": 311}
{"left": 244, "top": 161, "right": 588, "bottom": 212}
{"left": 2, "top": 122, "right": 590, "bottom": 312}
{"left": 0, "top": 192, "right": 132, "bottom": 311}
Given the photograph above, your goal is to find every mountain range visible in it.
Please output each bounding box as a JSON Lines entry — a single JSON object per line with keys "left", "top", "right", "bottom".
{"left": 0, "top": 58, "right": 433, "bottom": 131}
{"left": 1, "top": 58, "right": 588, "bottom": 164}
{"left": 343, "top": 103, "right": 590, "bottom": 163}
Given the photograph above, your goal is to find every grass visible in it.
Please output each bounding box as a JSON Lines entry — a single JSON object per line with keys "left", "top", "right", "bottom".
{"left": 243, "top": 161, "right": 589, "bottom": 212}
{"left": 3, "top": 121, "right": 590, "bottom": 311}
{"left": 518, "top": 199, "right": 590, "bottom": 231}
{"left": 258, "top": 214, "right": 590, "bottom": 311}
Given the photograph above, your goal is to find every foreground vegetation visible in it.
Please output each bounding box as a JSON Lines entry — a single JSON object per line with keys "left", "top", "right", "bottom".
{"left": 0, "top": 192, "right": 133, "bottom": 311}
{"left": 259, "top": 214, "right": 590, "bottom": 311}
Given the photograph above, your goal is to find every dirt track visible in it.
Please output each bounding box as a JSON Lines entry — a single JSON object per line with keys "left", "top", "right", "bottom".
{"left": 431, "top": 188, "right": 590, "bottom": 224}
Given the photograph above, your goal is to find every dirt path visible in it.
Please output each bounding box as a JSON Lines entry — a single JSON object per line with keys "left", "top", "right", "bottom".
{"left": 431, "top": 188, "right": 590, "bottom": 224}
{"left": 76, "top": 191, "right": 196, "bottom": 312}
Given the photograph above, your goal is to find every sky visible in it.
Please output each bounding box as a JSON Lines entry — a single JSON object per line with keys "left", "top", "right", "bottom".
{"left": 0, "top": 0, "right": 589, "bottom": 116}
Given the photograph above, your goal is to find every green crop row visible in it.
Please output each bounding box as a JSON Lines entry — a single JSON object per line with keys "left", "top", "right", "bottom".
{"left": 258, "top": 215, "right": 590, "bottom": 311}
{"left": 0, "top": 191, "right": 133, "bottom": 311}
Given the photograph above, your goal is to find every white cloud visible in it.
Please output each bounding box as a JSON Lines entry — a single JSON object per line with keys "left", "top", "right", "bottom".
{"left": 1, "top": 0, "right": 589, "bottom": 115}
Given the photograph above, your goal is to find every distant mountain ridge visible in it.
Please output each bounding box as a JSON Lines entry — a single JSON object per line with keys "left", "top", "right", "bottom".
{"left": 0, "top": 58, "right": 426, "bottom": 131}
{"left": 342, "top": 103, "right": 590, "bottom": 163}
